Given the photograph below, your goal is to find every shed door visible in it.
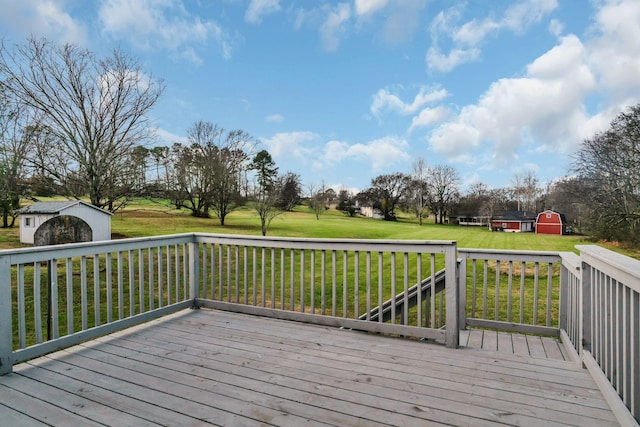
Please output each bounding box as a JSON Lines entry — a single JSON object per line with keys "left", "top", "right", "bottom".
{"left": 33, "top": 215, "right": 93, "bottom": 246}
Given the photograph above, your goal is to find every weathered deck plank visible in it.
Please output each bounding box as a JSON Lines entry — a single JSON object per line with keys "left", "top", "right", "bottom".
{"left": 0, "top": 308, "right": 621, "bottom": 426}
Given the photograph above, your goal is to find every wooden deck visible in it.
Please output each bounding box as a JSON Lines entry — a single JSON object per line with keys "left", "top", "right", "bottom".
{"left": 0, "top": 308, "right": 620, "bottom": 426}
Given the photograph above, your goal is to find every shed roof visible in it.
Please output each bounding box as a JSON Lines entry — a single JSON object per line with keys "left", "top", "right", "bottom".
{"left": 19, "top": 200, "right": 113, "bottom": 216}
{"left": 491, "top": 211, "right": 537, "bottom": 221}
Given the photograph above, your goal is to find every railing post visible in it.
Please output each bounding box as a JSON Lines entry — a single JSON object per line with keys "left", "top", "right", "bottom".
{"left": 559, "top": 261, "right": 569, "bottom": 331}
{"left": 189, "top": 241, "right": 200, "bottom": 303}
{"left": 445, "top": 244, "right": 459, "bottom": 348}
{"left": 0, "top": 256, "right": 13, "bottom": 375}
{"left": 457, "top": 257, "right": 467, "bottom": 331}
{"left": 580, "top": 259, "right": 592, "bottom": 356}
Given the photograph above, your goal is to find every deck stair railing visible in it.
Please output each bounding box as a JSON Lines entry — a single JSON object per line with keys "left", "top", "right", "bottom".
{"left": 358, "top": 269, "right": 446, "bottom": 325}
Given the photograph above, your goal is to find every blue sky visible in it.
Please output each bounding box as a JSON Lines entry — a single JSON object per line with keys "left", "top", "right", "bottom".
{"left": 2, "top": 0, "right": 640, "bottom": 194}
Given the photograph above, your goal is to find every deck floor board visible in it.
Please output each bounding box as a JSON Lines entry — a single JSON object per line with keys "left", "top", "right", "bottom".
{"left": 0, "top": 308, "right": 621, "bottom": 426}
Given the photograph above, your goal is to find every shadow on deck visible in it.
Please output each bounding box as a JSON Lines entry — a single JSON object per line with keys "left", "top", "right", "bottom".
{"left": 0, "top": 308, "right": 620, "bottom": 426}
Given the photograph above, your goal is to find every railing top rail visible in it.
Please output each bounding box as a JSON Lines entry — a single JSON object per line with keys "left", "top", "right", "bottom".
{"left": 559, "top": 251, "right": 581, "bottom": 272}
{"left": 193, "top": 233, "right": 456, "bottom": 252}
{"left": 0, "top": 232, "right": 458, "bottom": 265}
{"left": 0, "top": 233, "right": 196, "bottom": 264}
{"left": 577, "top": 244, "right": 640, "bottom": 292}
{"left": 458, "top": 247, "right": 562, "bottom": 262}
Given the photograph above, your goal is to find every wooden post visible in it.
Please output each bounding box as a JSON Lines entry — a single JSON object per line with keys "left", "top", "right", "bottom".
{"left": 457, "top": 257, "right": 467, "bottom": 332}
{"left": 0, "top": 256, "right": 13, "bottom": 375}
{"left": 580, "top": 260, "right": 592, "bottom": 356}
{"left": 445, "top": 244, "right": 459, "bottom": 348}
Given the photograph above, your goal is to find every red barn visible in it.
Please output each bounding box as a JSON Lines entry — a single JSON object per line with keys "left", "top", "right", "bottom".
{"left": 536, "top": 210, "right": 567, "bottom": 235}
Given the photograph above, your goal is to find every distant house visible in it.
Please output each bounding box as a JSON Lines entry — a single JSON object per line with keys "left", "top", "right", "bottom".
{"left": 449, "top": 212, "right": 490, "bottom": 227}
{"left": 19, "top": 200, "right": 112, "bottom": 245}
{"left": 490, "top": 211, "right": 536, "bottom": 232}
{"left": 359, "top": 205, "right": 384, "bottom": 220}
{"left": 536, "top": 210, "right": 567, "bottom": 235}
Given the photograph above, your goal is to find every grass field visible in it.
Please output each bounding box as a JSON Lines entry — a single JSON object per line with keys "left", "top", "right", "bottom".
{"left": 0, "top": 198, "right": 616, "bottom": 255}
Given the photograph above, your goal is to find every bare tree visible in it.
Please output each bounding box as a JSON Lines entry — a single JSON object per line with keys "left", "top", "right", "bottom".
{"left": 0, "top": 37, "right": 164, "bottom": 211}
{"left": 0, "top": 90, "right": 27, "bottom": 227}
{"left": 307, "top": 182, "right": 326, "bottom": 220}
{"left": 510, "top": 171, "right": 541, "bottom": 212}
{"left": 426, "top": 165, "right": 460, "bottom": 224}
{"left": 573, "top": 104, "right": 640, "bottom": 244}
{"left": 167, "top": 122, "right": 252, "bottom": 223}
{"left": 407, "top": 158, "right": 429, "bottom": 225}
{"left": 365, "top": 172, "right": 409, "bottom": 221}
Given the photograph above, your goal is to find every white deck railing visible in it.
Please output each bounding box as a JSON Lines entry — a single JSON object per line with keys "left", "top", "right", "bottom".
{"left": 0, "top": 233, "right": 459, "bottom": 375}
{"left": 0, "top": 233, "right": 637, "bottom": 423}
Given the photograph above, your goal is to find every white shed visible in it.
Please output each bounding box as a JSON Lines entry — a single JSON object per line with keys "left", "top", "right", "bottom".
{"left": 19, "top": 200, "right": 113, "bottom": 245}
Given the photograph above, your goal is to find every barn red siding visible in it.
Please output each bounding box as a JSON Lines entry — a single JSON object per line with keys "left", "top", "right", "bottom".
{"left": 536, "top": 211, "right": 565, "bottom": 235}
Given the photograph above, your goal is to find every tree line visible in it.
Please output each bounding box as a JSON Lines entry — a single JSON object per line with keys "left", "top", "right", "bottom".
{"left": 0, "top": 37, "right": 638, "bottom": 245}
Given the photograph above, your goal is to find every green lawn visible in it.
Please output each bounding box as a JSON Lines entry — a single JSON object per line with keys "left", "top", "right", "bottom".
{"left": 109, "top": 202, "right": 588, "bottom": 253}
{"left": 0, "top": 198, "right": 628, "bottom": 256}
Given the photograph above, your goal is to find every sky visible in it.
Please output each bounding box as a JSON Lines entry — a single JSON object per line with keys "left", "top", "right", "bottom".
{"left": 1, "top": 0, "right": 640, "bottom": 194}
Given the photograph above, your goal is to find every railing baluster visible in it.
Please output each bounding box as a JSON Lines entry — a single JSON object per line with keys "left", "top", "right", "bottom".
{"left": 431, "top": 254, "right": 436, "bottom": 328}
{"left": 354, "top": 251, "right": 360, "bottom": 319}
{"left": 81, "top": 256, "right": 88, "bottom": 330}
{"left": 138, "top": 249, "right": 144, "bottom": 314}
{"left": 390, "top": 252, "right": 396, "bottom": 324}
{"left": 106, "top": 253, "right": 113, "bottom": 323}
{"left": 94, "top": 254, "right": 101, "bottom": 326}
{"left": 546, "top": 262, "right": 553, "bottom": 327}
{"left": 403, "top": 253, "right": 409, "bottom": 326}
{"left": 507, "top": 261, "right": 513, "bottom": 323}
{"left": 235, "top": 246, "right": 240, "bottom": 303}
{"left": 261, "top": 248, "right": 266, "bottom": 307}
{"left": 18, "top": 265, "right": 25, "bottom": 348}
{"left": 533, "top": 262, "right": 539, "bottom": 325}
{"left": 495, "top": 260, "right": 500, "bottom": 321}
{"left": 519, "top": 261, "right": 525, "bottom": 324}
{"left": 279, "top": 248, "right": 285, "bottom": 309}
{"left": 471, "top": 259, "right": 477, "bottom": 319}
{"left": 157, "top": 246, "right": 163, "bottom": 307}
{"left": 252, "top": 247, "right": 257, "bottom": 306}
{"left": 302, "top": 250, "right": 307, "bottom": 314}
{"left": 128, "top": 251, "right": 135, "bottom": 317}
{"left": 228, "top": 245, "right": 233, "bottom": 303}
{"left": 291, "top": 249, "right": 296, "bottom": 312}
{"left": 117, "top": 252, "right": 124, "bottom": 319}
{"left": 148, "top": 248, "right": 154, "bottom": 310}
{"left": 342, "top": 251, "right": 347, "bottom": 318}
{"left": 243, "top": 246, "right": 248, "bottom": 305}
{"left": 332, "top": 250, "right": 337, "bottom": 317}
{"left": 166, "top": 245, "right": 172, "bottom": 305}
{"left": 366, "top": 251, "right": 371, "bottom": 321}
{"left": 378, "top": 252, "right": 383, "bottom": 323}
{"left": 270, "top": 248, "right": 276, "bottom": 309}
{"left": 321, "top": 250, "right": 326, "bottom": 315}
{"left": 175, "top": 244, "right": 180, "bottom": 303}
{"left": 183, "top": 244, "right": 188, "bottom": 300}
{"left": 482, "top": 259, "right": 488, "bottom": 318}
{"left": 218, "top": 245, "right": 223, "bottom": 302}
{"left": 50, "top": 260, "right": 58, "bottom": 339}
{"left": 310, "top": 250, "right": 316, "bottom": 314}
{"left": 201, "top": 243, "right": 207, "bottom": 301}
{"left": 66, "top": 258, "right": 73, "bottom": 334}
{"left": 34, "top": 262, "right": 42, "bottom": 343}
{"left": 416, "top": 253, "right": 422, "bottom": 327}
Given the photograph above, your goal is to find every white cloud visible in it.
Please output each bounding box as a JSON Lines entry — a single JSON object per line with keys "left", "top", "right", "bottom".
{"left": 428, "top": 0, "right": 558, "bottom": 72}
{"left": 99, "top": 0, "right": 232, "bottom": 62}
{"left": 354, "top": 0, "right": 389, "bottom": 16}
{"left": 371, "top": 86, "right": 448, "bottom": 118}
{"left": 409, "top": 106, "right": 449, "bottom": 132}
{"left": 153, "top": 127, "right": 188, "bottom": 145}
{"left": 323, "top": 136, "right": 410, "bottom": 169}
{"left": 265, "top": 114, "right": 284, "bottom": 123}
{"left": 427, "top": 34, "right": 598, "bottom": 164}
{"left": 245, "top": 0, "right": 281, "bottom": 24}
{"left": 320, "top": 3, "right": 351, "bottom": 51}
{"left": 0, "top": 0, "right": 87, "bottom": 44}
{"left": 260, "top": 131, "right": 319, "bottom": 159}
{"left": 587, "top": 0, "right": 640, "bottom": 105}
